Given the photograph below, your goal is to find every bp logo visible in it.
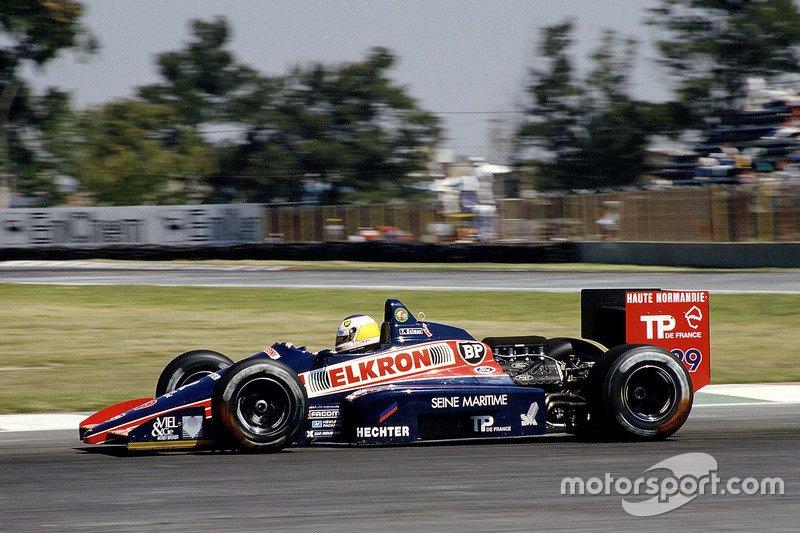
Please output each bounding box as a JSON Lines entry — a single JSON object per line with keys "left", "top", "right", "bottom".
{"left": 458, "top": 342, "right": 486, "bottom": 365}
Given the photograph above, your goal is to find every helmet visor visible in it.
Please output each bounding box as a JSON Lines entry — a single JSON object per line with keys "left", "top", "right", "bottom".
{"left": 336, "top": 328, "right": 356, "bottom": 347}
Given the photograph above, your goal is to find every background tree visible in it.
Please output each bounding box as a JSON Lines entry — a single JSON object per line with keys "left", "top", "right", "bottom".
{"left": 1, "top": 0, "right": 96, "bottom": 204}
{"left": 514, "top": 20, "right": 585, "bottom": 190}
{"left": 69, "top": 100, "right": 216, "bottom": 205}
{"left": 648, "top": 0, "right": 800, "bottom": 119}
{"left": 139, "top": 18, "right": 441, "bottom": 204}
{"left": 221, "top": 46, "right": 442, "bottom": 203}
{"left": 137, "top": 17, "right": 259, "bottom": 128}
{"left": 515, "top": 22, "right": 655, "bottom": 190}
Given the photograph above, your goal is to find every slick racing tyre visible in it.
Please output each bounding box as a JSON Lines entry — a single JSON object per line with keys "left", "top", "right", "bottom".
{"left": 155, "top": 350, "right": 234, "bottom": 397}
{"left": 211, "top": 358, "right": 308, "bottom": 452}
{"left": 585, "top": 344, "right": 693, "bottom": 440}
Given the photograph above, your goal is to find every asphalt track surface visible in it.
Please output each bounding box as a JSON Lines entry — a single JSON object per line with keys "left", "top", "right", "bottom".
{"left": 1, "top": 403, "right": 798, "bottom": 532}
{"left": 1, "top": 263, "right": 798, "bottom": 530}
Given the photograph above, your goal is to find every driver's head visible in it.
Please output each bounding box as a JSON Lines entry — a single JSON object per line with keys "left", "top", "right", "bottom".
{"left": 335, "top": 314, "right": 380, "bottom": 353}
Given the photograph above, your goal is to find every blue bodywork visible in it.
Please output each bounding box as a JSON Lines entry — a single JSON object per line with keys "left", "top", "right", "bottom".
{"left": 81, "top": 299, "right": 547, "bottom": 448}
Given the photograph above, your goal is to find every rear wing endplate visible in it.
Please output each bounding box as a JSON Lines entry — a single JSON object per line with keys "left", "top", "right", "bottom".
{"left": 581, "top": 289, "right": 710, "bottom": 392}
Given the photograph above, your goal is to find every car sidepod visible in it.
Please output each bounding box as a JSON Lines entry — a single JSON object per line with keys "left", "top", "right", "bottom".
{"left": 339, "top": 384, "right": 546, "bottom": 444}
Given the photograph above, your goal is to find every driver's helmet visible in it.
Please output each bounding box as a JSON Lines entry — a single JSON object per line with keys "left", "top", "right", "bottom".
{"left": 335, "top": 314, "right": 380, "bottom": 353}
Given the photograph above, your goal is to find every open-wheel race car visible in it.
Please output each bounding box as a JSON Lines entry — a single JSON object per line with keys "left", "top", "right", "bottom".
{"left": 79, "top": 289, "right": 711, "bottom": 452}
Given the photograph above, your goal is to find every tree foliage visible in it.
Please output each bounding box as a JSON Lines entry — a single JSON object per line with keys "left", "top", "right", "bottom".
{"left": 0, "top": 0, "right": 96, "bottom": 203}
{"left": 14, "top": 5, "right": 800, "bottom": 203}
{"left": 648, "top": 0, "right": 800, "bottom": 117}
{"left": 224, "top": 47, "right": 442, "bottom": 203}
{"left": 515, "top": 22, "right": 657, "bottom": 190}
{"left": 70, "top": 100, "right": 215, "bottom": 205}
{"left": 137, "top": 17, "right": 259, "bottom": 127}
{"left": 137, "top": 18, "right": 441, "bottom": 203}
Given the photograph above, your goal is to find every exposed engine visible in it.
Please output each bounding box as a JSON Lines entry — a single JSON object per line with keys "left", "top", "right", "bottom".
{"left": 485, "top": 335, "right": 596, "bottom": 432}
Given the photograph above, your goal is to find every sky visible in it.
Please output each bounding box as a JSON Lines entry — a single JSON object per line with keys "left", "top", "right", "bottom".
{"left": 29, "top": 0, "right": 668, "bottom": 161}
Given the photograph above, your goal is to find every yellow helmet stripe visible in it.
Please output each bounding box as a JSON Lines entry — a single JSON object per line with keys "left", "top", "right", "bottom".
{"left": 355, "top": 322, "right": 380, "bottom": 341}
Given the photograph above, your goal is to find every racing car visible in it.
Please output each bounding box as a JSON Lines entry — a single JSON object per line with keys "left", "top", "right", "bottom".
{"left": 79, "top": 288, "right": 710, "bottom": 452}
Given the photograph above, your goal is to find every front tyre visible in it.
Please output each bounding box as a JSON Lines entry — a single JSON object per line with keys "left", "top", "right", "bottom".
{"left": 156, "top": 350, "right": 234, "bottom": 397}
{"left": 586, "top": 344, "right": 693, "bottom": 439}
{"left": 211, "top": 358, "right": 308, "bottom": 452}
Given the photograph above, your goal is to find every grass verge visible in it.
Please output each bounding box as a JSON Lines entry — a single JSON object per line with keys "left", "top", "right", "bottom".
{"left": 1, "top": 284, "right": 798, "bottom": 413}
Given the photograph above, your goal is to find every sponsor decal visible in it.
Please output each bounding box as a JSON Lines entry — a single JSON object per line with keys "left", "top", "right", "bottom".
{"left": 356, "top": 426, "right": 410, "bottom": 438}
{"left": 264, "top": 347, "right": 281, "bottom": 359}
{"left": 301, "top": 342, "right": 455, "bottom": 398}
{"left": 684, "top": 306, "right": 702, "bottom": 329}
{"left": 394, "top": 308, "right": 409, "bottom": 322}
{"left": 182, "top": 416, "right": 203, "bottom": 439}
{"left": 431, "top": 394, "right": 508, "bottom": 409}
{"left": 308, "top": 408, "right": 340, "bottom": 419}
{"left": 309, "top": 406, "right": 340, "bottom": 429}
{"left": 457, "top": 342, "right": 486, "bottom": 365}
{"left": 640, "top": 314, "right": 676, "bottom": 340}
{"left": 151, "top": 416, "right": 180, "bottom": 441}
{"left": 379, "top": 402, "right": 398, "bottom": 423}
{"left": 135, "top": 399, "right": 158, "bottom": 410}
{"left": 471, "top": 415, "right": 511, "bottom": 433}
{"left": 397, "top": 325, "right": 433, "bottom": 337}
{"left": 306, "top": 429, "right": 336, "bottom": 438}
{"left": 520, "top": 402, "right": 539, "bottom": 426}
{"left": 474, "top": 366, "right": 496, "bottom": 374}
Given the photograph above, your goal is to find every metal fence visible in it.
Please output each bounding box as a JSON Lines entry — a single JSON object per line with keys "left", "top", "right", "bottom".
{"left": 3, "top": 183, "right": 799, "bottom": 247}
{"left": 264, "top": 183, "right": 800, "bottom": 243}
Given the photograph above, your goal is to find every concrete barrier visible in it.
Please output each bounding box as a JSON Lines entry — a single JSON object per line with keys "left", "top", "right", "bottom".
{"left": 0, "top": 241, "right": 578, "bottom": 264}
{"left": 576, "top": 241, "right": 800, "bottom": 268}
{"left": 1, "top": 241, "right": 798, "bottom": 267}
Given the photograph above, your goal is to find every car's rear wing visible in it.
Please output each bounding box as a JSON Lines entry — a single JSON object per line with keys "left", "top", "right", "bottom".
{"left": 581, "top": 288, "right": 710, "bottom": 392}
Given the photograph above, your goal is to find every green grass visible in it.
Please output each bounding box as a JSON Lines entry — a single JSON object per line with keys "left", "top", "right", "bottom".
{"left": 1, "top": 284, "right": 798, "bottom": 414}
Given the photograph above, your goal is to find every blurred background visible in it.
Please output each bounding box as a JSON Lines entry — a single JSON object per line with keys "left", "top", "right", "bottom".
{"left": 3, "top": 0, "right": 800, "bottom": 246}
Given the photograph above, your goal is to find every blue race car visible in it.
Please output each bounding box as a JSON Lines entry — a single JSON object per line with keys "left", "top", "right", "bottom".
{"left": 80, "top": 289, "right": 710, "bottom": 452}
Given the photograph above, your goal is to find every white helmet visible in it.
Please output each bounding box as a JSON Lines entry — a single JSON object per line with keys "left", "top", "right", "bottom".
{"left": 335, "top": 315, "right": 380, "bottom": 353}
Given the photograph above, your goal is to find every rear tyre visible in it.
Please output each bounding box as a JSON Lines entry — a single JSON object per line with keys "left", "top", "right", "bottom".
{"left": 211, "top": 358, "right": 308, "bottom": 452}
{"left": 585, "top": 344, "right": 693, "bottom": 439}
{"left": 155, "top": 350, "right": 234, "bottom": 397}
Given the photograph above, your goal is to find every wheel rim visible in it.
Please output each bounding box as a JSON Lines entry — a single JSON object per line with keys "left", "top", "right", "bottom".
{"left": 622, "top": 364, "right": 677, "bottom": 423}
{"left": 234, "top": 377, "right": 293, "bottom": 436}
